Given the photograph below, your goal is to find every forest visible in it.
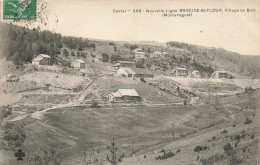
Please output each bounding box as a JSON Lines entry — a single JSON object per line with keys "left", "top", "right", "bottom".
{"left": 0, "top": 23, "right": 259, "bottom": 78}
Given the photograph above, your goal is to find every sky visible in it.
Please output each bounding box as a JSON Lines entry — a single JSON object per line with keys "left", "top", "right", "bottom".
{"left": 7, "top": 0, "right": 260, "bottom": 55}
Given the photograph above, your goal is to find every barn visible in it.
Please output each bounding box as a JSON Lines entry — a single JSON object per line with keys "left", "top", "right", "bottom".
{"left": 116, "top": 68, "right": 153, "bottom": 78}
{"left": 211, "top": 71, "right": 229, "bottom": 79}
{"left": 172, "top": 67, "right": 188, "bottom": 77}
{"left": 32, "top": 54, "right": 51, "bottom": 65}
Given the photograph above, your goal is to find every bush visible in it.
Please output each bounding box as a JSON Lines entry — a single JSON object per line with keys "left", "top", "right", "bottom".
{"left": 0, "top": 105, "right": 12, "bottom": 119}
{"left": 194, "top": 145, "right": 208, "bottom": 153}
{"left": 140, "top": 77, "right": 146, "bottom": 82}
{"left": 90, "top": 102, "right": 99, "bottom": 108}
{"left": 212, "top": 136, "right": 216, "bottom": 141}
{"left": 244, "top": 118, "right": 252, "bottom": 124}
{"left": 220, "top": 129, "right": 228, "bottom": 134}
{"left": 109, "top": 42, "right": 115, "bottom": 45}
{"left": 102, "top": 53, "right": 109, "bottom": 62}
{"left": 244, "top": 86, "right": 255, "bottom": 93}
{"left": 155, "top": 150, "right": 174, "bottom": 160}
{"left": 2, "top": 122, "right": 26, "bottom": 150}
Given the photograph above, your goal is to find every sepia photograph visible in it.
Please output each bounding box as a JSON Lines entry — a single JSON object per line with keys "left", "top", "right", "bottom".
{"left": 0, "top": 0, "right": 259, "bottom": 164}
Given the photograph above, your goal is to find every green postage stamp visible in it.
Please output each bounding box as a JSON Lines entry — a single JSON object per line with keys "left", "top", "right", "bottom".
{"left": 3, "top": 0, "right": 37, "bottom": 20}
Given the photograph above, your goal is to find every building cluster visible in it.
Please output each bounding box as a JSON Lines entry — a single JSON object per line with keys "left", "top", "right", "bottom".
{"left": 32, "top": 54, "right": 87, "bottom": 70}
{"left": 31, "top": 50, "right": 235, "bottom": 103}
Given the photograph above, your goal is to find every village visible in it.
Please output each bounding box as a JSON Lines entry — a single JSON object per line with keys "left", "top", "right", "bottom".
{"left": 0, "top": 23, "right": 260, "bottom": 165}
{"left": 11, "top": 47, "right": 236, "bottom": 104}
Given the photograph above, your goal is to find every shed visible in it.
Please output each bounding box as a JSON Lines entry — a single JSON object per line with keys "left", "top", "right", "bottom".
{"left": 108, "top": 89, "right": 141, "bottom": 102}
{"left": 32, "top": 54, "right": 51, "bottom": 65}
{"left": 172, "top": 67, "right": 188, "bottom": 77}
{"left": 71, "top": 59, "right": 86, "bottom": 69}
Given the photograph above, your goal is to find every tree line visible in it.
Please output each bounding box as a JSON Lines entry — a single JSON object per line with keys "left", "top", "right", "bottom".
{"left": 0, "top": 23, "right": 94, "bottom": 65}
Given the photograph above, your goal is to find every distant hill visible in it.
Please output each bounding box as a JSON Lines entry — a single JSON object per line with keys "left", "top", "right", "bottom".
{"left": 0, "top": 22, "right": 259, "bottom": 78}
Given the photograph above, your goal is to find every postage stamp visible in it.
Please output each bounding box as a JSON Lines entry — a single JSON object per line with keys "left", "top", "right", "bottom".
{"left": 3, "top": 0, "right": 37, "bottom": 21}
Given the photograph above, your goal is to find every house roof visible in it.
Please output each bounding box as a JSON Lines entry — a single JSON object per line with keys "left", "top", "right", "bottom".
{"left": 215, "top": 71, "right": 227, "bottom": 74}
{"left": 135, "top": 52, "right": 145, "bottom": 54}
{"left": 131, "top": 68, "right": 152, "bottom": 75}
{"left": 118, "top": 61, "right": 135, "bottom": 64}
{"left": 153, "top": 51, "right": 162, "bottom": 54}
{"left": 32, "top": 54, "right": 51, "bottom": 62}
{"left": 111, "top": 92, "right": 122, "bottom": 97}
{"left": 133, "top": 48, "right": 142, "bottom": 52}
{"left": 124, "top": 68, "right": 136, "bottom": 74}
{"left": 32, "top": 56, "right": 44, "bottom": 62}
{"left": 39, "top": 54, "right": 51, "bottom": 58}
{"left": 118, "top": 89, "right": 139, "bottom": 96}
{"left": 73, "top": 59, "right": 85, "bottom": 63}
{"left": 176, "top": 67, "right": 187, "bottom": 71}
{"left": 173, "top": 67, "right": 187, "bottom": 70}
{"left": 112, "top": 63, "right": 121, "bottom": 67}
{"left": 162, "top": 52, "right": 168, "bottom": 54}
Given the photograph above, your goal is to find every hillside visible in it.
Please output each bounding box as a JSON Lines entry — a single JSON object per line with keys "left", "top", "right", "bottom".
{"left": 0, "top": 23, "right": 259, "bottom": 165}
{"left": 0, "top": 23, "right": 260, "bottom": 79}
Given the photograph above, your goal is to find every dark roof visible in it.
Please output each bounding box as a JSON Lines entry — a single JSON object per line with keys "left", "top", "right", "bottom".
{"left": 131, "top": 68, "right": 152, "bottom": 75}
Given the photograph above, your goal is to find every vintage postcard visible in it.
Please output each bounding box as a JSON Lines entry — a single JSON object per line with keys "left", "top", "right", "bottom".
{"left": 0, "top": 0, "right": 259, "bottom": 164}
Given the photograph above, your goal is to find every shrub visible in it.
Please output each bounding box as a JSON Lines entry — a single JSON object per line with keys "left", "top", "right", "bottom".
{"left": 234, "top": 135, "right": 241, "bottom": 141}
{"left": 0, "top": 105, "right": 12, "bottom": 119}
{"left": 102, "top": 53, "right": 109, "bottom": 62}
{"left": 194, "top": 145, "right": 208, "bottom": 153}
{"left": 220, "top": 129, "right": 228, "bottom": 134}
{"left": 140, "top": 77, "right": 146, "bottom": 82}
{"left": 212, "top": 136, "right": 216, "bottom": 141}
{"left": 155, "top": 150, "right": 174, "bottom": 160}
{"left": 90, "top": 102, "right": 99, "bottom": 108}
{"left": 244, "top": 118, "right": 252, "bottom": 124}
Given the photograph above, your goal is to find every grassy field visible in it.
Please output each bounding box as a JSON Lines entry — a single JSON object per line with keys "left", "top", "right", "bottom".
{"left": 2, "top": 104, "right": 203, "bottom": 164}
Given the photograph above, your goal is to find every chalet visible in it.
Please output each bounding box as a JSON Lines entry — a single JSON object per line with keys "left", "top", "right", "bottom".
{"left": 150, "top": 51, "right": 163, "bottom": 58}
{"left": 112, "top": 63, "right": 121, "bottom": 70}
{"left": 118, "top": 61, "right": 135, "bottom": 68}
{"left": 172, "top": 67, "right": 188, "bottom": 77}
{"left": 211, "top": 71, "right": 229, "bottom": 79}
{"left": 32, "top": 54, "right": 51, "bottom": 65}
{"left": 117, "top": 68, "right": 153, "bottom": 78}
{"left": 71, "top": 59, "right": 86, "bottom": 69}
{"left": 191, "top": 70, "right": 201, "bottom": 78}
{"left": 134, "top": 52, "right": 146, "bottom": 59}
{"left": 112, "top": 61, "right": 135, "bottom": 70}
{"left": 131, "top": 68, "right": 153, "bottom": 78}
{"left": 132, "top": 48, "right": 142, "bottom": 54}
{"left": 108, "top": 89, "right": 141, "bottom": 102}
{"left": 162, "top": 52, "right": 168, "bottom": 56}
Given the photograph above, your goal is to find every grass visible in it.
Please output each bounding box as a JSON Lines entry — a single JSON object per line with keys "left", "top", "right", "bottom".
{"left": 19, "top": 105, "right": 195, "bottom": 164}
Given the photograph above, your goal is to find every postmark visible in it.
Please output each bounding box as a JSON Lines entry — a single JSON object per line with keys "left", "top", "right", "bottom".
{"left": 3, "top": 0, "right": 37, "bottom": 21}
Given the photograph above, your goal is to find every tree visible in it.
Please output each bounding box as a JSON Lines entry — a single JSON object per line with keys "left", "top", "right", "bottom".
{"left": 63, "top": 48, "right": 69, "bottom": 57}
{"left": 223, "top": 143, "right": 241, "bottom": 165}
{"left": 102, "top": 53, "right": 109, "bottom": 62}
{"left": 27, "top": 147, "right": 62, "bottom": 165}
{"left": 110, "top": 55, "right": 122, "bottom": 62}
{"left": 77, "top": 51, "right": 81, "bottom": 57}
{"left": 71, "top": 51, "right": 75, "bottom": 56}
{"left": 136, "top": 58, "right": 145, "bottom": 68}
{"left": 106, "top": 138, "right": 124, "bottom": 165}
